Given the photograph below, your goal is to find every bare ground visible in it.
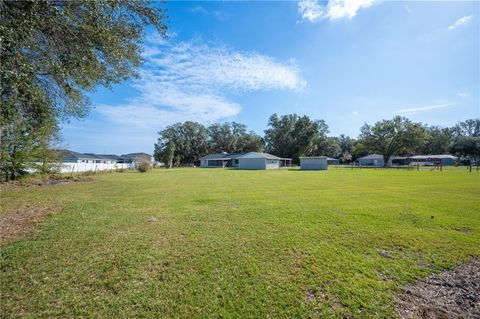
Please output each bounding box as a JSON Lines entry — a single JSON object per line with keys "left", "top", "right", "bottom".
{"left": 395, "top": 258, "right": 480, "bottom": 319}
{"left": 0, "top": 207, "right": 62, "bottom": 245}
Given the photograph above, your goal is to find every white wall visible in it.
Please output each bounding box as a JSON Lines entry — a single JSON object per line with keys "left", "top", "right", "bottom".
{"left": 265, "top": 159, "right": 280, "bottom": 169}
{"left": 59, "top": 162, "right": 134, "bottom": 173}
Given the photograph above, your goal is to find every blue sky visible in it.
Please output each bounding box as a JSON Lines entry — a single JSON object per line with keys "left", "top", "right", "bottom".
{"left": 62, "top": 0, "right": 480, "bottom": 155}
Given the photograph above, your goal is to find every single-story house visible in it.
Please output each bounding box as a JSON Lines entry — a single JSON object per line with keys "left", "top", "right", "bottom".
{"left": 408, "top": 155, "right": 457, "bottom": 166}
{"left": 200, "top": 152, "right": 292, "bottom": 170}
{"left": 300, "top": 156, "right": 328, "bottom": 170}
{"left": 199, "top": 153, "right": 233, "bottom": 168}
{"left": 358, "top": 154, "right": 390, "bottom": 167}
{"left": 327, "top": 157, "right": 340, "bottom": 165}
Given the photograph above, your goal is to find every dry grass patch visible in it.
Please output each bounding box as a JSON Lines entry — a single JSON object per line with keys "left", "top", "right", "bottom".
{"left": 396, "top": 258, "right": 480, "bottom": 319}
{"left": 0, "top": 206, "right": 62, "bottom": 245}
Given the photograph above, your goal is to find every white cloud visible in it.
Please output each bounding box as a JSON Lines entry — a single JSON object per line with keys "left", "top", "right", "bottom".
{"left": 393, "top": 103, "right": 455, "bottom": 116}
{"left": 99, "top": 38, "right": 305, "bottom": 128}
{"left": 448, "top": 15, "right": 473, "bottom": 30}
{"left": 188, "top": 5, "right": 208, "bottom": 15}
{"left": 457, "top": 92, "right": 468, "bottom": 99}
{"left": 352, "top": 111, "right": 358, "bottom": 115}
{"left": 298, "top": 0, "right": 375, "bottom": 22}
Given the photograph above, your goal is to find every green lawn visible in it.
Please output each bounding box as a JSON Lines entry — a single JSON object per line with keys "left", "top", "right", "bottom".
{"left": 1, "top": 168, "right": 479, "bottom": 318}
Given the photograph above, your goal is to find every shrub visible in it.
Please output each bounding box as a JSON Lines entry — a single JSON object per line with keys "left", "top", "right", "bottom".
{"left": 137, "top": 159, "right": 151, "bottom": 172}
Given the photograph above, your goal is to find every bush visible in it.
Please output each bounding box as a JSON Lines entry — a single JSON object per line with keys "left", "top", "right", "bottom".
{"left": 137, "top": 159, "right": 151, "bottom": 173}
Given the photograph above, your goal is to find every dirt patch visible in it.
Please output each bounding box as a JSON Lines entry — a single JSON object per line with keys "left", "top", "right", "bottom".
{"left": 0, "top": 206, "right": 62, "bottom": 245}
{"left": 395, "top": 258, "right": 480, "bottom": 319}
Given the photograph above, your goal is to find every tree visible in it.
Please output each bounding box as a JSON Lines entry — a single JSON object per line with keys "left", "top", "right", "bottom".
{"left": 453, "top": 119, "right": 480, "bottom": 137}
{"left": 264, "top": 113, "right": 329, "bottom": 163}
{"left": 163, "top": 141, "right": 175, "bottom": 169}
{"left": 358, "top": 116, "right": 427, "bottom": 167}
{"left": 154, "top": 122, "right": 208, "bottom": 165}
{"left": 339, "top": 134, "right": 355, "bottom": 163}
{"left": 0, "top": 0, "right": 168, "bottom": 180}
{"left": 423, "top": 126, "right": 453, "bottom": 154}
{"left": 207, "top": 122, "right": 263, "bottom": 153}
{"left": 317, "top": 137, "right": 341, "bottom": 158}
{"left": 450, "top": 136, "right": 480, "bottom": 165}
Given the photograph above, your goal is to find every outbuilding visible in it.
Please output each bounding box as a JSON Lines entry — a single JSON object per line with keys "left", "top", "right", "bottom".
{"left": 300, "top": 156, "right": 328, "bottom": 170}
{"left": 238, "top": 152, "right": 291, "bottom": 170}
{"left": 327, "top": 157, "right": 340, "bottom": 165}
{"left": 358, "top": 154, "right": 389, "bottom": 167}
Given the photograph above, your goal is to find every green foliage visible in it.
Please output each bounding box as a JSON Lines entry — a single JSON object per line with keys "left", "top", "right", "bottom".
{"left": 207, "top": 122, "right": 263, "bottom": 154}
{"left": 1, "top": 169, "right": 479, "bottom": 317}
{"left": 264, "top": 113, "right": 329, "bottom": 163}
{"left": 453, "top": 118, "right": 480, "bottom": 137}
{"left": 154, "top": 121, "right": 263, "bottom": 165}
{"left": 423, "top": 126, "right": 454, "bottom": 155}
{"left": 317, "top": 136, "right": 341, "bottom": 158}
{"left": 0, "top": 0, "right": 168, "bottom": 180}
{"left": 450, "top": 136, "right": 480, "bottom": 160}
{"left": 359, "top": 116, "right": 427, "bottom": 166}
{"left": 154, "top": 121, "right": 208, "bottom": 165}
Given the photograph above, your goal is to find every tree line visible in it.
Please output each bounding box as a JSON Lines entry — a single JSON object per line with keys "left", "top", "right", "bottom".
{"left": 154, "top": 115, "right": 480, "bottom": 167}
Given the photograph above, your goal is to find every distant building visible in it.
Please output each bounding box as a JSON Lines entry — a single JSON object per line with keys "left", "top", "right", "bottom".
{"left": 56, "top": 150, "right": 153, "bottom": 173}
{"left": 408, "top": 155, "right": 457, "bottom": 166}
{"left": 200, "top": 152, "right": 291, "bottom": 170}
{"left": 121, "top": 153, "right": 154, "bottom": 164}
{"left": 300, "top": 157, "right": 328, "bottom": 170}
{"left": 358, "top": 154, "right": 389, "bottom": 167}
{"left": 327, "top": 157, "right": 340, "bottom": 165}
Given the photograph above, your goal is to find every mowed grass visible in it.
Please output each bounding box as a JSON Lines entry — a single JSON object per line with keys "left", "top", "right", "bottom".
{"left": 1, "top": 168, "right": 479, "bottom": 318}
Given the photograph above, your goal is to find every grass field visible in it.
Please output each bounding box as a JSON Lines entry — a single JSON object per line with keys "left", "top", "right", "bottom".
{"left": 1, "top": 168, "right": 479, "bottom": 318}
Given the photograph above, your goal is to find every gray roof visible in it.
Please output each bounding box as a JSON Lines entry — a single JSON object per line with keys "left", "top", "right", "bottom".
{"left": 299, "top": 156, "right": 327, "bottom": 159}
{"left": 409, "top": 155, "right": 457, "bottom": 160}
{"left": 239, "top": 152, "right": 288, "bottom": 160}
{"left": 83, "top": 153, "right": 122, "bottom": 160}
{"left": 201, "top": 152, "right": 289, "bottom": 161}
{"left": 358, "top": 154, "right": 384, "bottom": 160}
{"left": 121, "top": 153, "right": 152, "bottom": 159}
{"left": 57, "top": 150, "right": 98, "bottom": 160}
{"left": 200, "top": 153, "right": 230, "bottom": 160}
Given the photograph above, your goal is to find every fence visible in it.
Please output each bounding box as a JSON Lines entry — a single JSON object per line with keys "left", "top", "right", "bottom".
{"left": 59, "top": 162, "right": 134, "bottom": 173}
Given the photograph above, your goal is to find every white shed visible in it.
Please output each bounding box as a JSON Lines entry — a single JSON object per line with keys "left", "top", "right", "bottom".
{"left": 300, "top": 156, "right": 328, "bottom": 170}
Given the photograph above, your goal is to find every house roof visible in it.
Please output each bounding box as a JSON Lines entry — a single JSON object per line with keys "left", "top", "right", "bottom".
{"left": 83, "top": 153, "right": 122, "bottom": 160}
{"left": 358, "top": 154, "right": 384, "bottom": 160}
{"left": 201, "top": 152, "right": 290, "bottom": 161}
{"left": 299, "top": 156, "right": 327, "bottom": 159}
{"left": 409, "top": 155, "right": 457, "bottom": 160}
{"left": 327, "top": 157, "right": 339, "bottom": 161}
{"left": 121, "top": 153, "right": 152, "bottom": 159}
{"left": 239, "top": 152, "right": 290, "bottom": 160}
{"left": 200, "top": 153, "right": 229, "bottom": 160}
{"left": 57, "top": 150, "right": 98, "bottom": 160}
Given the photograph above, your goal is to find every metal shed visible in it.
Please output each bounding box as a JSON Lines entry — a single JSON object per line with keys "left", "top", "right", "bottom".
{"left": 300, "top": 156, "right": 328, "bottom": 170}
{"left": 358, "top": 154, "right": 388, "bottom": 167}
